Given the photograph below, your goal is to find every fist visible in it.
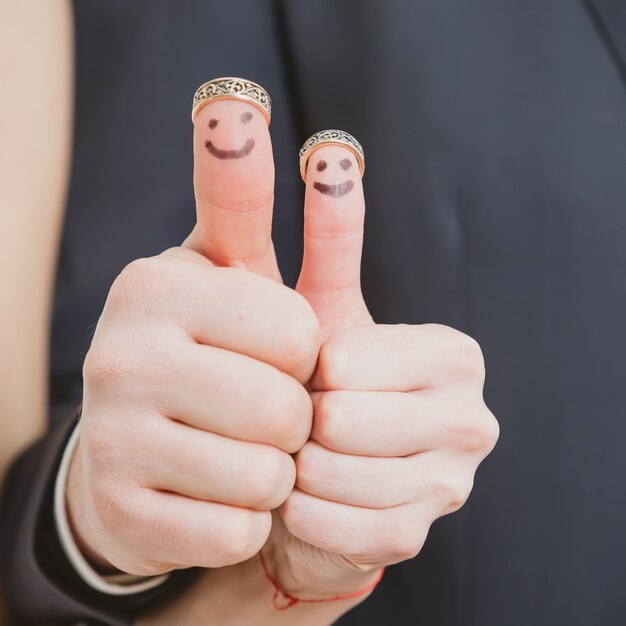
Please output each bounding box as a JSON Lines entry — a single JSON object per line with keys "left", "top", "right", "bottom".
{"left": 260, "top": 141, "right": 499, "bottom": 598}
{"left": 282, "top": 324, "right": 497, "bottom": 580}
{"left": 67, "top": 98, "right": 321, "bottom": 576}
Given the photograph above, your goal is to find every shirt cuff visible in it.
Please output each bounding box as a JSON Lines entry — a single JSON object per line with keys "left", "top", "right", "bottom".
{"left": 54, "top": 421, "right": 170, "bottom": 595}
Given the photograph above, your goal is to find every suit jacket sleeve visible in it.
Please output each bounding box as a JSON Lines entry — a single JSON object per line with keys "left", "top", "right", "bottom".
{"left": 0, "top": 411, "right": 197, "bottom": 625}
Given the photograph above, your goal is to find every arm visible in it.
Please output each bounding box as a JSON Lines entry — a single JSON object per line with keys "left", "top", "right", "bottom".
{"left": 0, "top": 6, "right": 197, "bottom": 623}
{"left": 0, "top": 1, "right": 72, "bottom": 620}
{"left": 0, "top": 0, "right": 73, "bottom": 483}
{"left": 138, "top": 556, "right": 373, "bottom": 626}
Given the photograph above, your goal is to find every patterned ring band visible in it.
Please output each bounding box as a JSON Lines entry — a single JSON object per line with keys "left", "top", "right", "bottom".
{"left": 299, "top": 129, "right": 365, "bottom": 183}
{"left": 191, "top": 77, "right": 272, "bottom": 125}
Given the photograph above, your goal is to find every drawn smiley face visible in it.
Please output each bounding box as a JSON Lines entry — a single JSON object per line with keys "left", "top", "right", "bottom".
{"left": 204, "top": 110, "right": 255, "bottom": 159}
{"left": 312, "top": 156, "right": 355, "bottom": 197}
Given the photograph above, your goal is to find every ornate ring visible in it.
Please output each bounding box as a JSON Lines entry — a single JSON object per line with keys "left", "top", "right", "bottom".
{"left": 299, "top": 129, "right": 365, "bottom": 183}
{"left": 192, "top": 77, "right": 272, "bottom": 125}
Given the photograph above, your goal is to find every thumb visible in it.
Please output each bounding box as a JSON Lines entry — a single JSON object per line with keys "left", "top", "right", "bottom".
{"left": 184, "top": 78, "right": 280, "bottom": 281}
{"left": 295, "top": 132, "right": 372, "bottom": 338}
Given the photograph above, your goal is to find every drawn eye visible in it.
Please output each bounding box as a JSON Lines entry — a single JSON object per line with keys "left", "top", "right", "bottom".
{"left": 208, "top": 119, "right": 219, "bottom": 129}
{"left": 316, "top": 160, "right": 327, "bottom": 172}
{"left": 240, "top": 111, "right": 253, "bottom": 124}
{"left": 339, "top": 158, "right": 352, "bottom": 170}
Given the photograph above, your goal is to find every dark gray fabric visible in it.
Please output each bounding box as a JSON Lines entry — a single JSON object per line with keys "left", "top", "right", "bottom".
{"left": 587, "top": 0, "right": 626, "bottom": 76}
{"left": 0, "top": 413, "right": 197, "bottom": 625}
{"left": 3, "top": 0, "right": 625, "bottom": 624}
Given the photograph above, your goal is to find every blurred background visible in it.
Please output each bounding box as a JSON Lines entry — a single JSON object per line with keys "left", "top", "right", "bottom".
{"left": 1, "top": 1, "right": 625, "bottom": 625}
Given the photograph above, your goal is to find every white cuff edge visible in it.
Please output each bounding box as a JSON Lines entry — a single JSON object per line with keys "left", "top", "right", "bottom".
{"left": 54, "top": 421, "right": 170, "bottom": 596}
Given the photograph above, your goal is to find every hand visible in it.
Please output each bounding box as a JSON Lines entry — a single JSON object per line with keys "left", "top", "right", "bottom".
{"left": 262, "top": 142, "right": 500, "bottom": 597}
{"left": 67, "top": 98, "right": 321, "bottom": 576}
{"left": 138, "top": 138, "right": 499, "bottom": 626}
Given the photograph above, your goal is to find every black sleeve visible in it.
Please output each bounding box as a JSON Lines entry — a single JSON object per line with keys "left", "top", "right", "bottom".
{"left": 0, "top": 411, "right": 198, "bottom": 625}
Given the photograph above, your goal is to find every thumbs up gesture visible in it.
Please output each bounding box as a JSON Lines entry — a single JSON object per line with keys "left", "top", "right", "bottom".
{"left": 68, "top": 96, "right": 321, "bottom": 575}
{"left": 67, "top": 83, "right": 498, "bottom": 604}
{"left": 253, "top": 136, "right": 499, "bottom": 601}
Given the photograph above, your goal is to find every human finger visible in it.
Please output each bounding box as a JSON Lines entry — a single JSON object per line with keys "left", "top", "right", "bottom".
{"left": 311, "top": 323, "right": 486, "bottom": 391}
{"left": 139, "top": 418, "right": 296, "bottom": 511}
{"left": 104, "top": 489, "right": 272, "bottom": 574}
{"left": 310, "top": 390, "right": 447, "bottom": 456}
{"left": 185, "top": 78, "right": 279, "bottom": 280}
{"left": 295, "top": 441, "right": 479, "bottom": 513}
{"left": 310, "top": 390, "right": 498, "bottom": 458}
{"left": 294, "top": 441, "right": 413, "bottom": 509}
{"left": 115, "top": 251, "right": 320, "bottom": 383}
{"left": 280, "top": 489, "right": 427, "bottom": 566}
{"left": 296, "top": 132, "right": 372, "bottom": 338}
{"left": 89, "top": 339, "right": 313, "bottom": 454}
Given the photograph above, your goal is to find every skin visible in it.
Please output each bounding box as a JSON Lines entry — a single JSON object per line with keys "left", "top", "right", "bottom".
{"left": 0, "top": 0, "right": 73, "bottom": 482}
{"left": 205, "top": 110, "right": 256, "bottom": 158}
{"left": 71, "top": 100, "right": 498, "bottom": 624}
{"left": 0, "top": 0, "right": 73, "bottom": 619}
{"left": 1, "top": 6, "right": 498, "bottom": 621}
{"left": 68, "top": 99, "right": 315, "bottom": 575}
{"left": 264, "top": 146, "right": 498, "bottom": 601}
{"left": 312, "top": 156, "right": 355, "bottom": 197}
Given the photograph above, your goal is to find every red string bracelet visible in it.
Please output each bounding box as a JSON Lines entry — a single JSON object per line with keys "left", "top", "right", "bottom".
{"left": 258, "top": 550, "right": 385, "bottom": 611}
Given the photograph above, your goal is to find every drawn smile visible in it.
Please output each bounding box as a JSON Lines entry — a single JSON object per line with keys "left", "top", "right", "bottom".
{"left": 205, "top": 138, "right": 255, "bottom": 160}
{"left": 313, "top": 180, "right": 354, "bottom": 197}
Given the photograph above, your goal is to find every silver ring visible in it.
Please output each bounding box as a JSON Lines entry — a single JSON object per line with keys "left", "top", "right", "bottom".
{"left": 299, "top": 129, "right": 365, "bottom": 182}
{"left": 192, "top": 77, "right": 272, "bottom": 125}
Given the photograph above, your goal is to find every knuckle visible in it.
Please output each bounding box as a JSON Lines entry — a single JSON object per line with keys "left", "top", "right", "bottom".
{"left": 294, "top": 441, "right": 320, "bottom": 489}
{"left": 278, "top": 491, "right": 303, "bottom": 535}
{"left": 82, "top": 344, "right": 106, "bottom": 387}
{"left": 207, "top": 189, "right": 274, "bottom": 216}
{"left": 435, "top": 476, "right": 473, "bottom": 514}
{"left": 386, "top": 514, "right": 428, "bottom": 562}
{"left": 409, "top": 526, "right": 429, "bottom": 559}
{"left": 258, "top": 380, "right": 312, "bottom": 452}
{"left": 477, "top": 409, "right": 500, "bottom": 453}
{"left": 429, "top": 325, "right": 485, "bottom": 384}
{"left": 281, "top": 299, "right": 321, "bottom": 376}
{"left": 110, "top": 257, "right": 164, "bottom": 306}
{"left": 252, "top": 450, "right": 295, "bottom": 509}
{"left": 313, "top": 393, "right": 345, "bottom": 447}
{"left": 449, "top": 408, "right": 500, "bottom": 454}
{"left": 216, "top": 510, "right": 269, "bottom": 563}
{"left": 485, "top": 410, "right": 501, "bottom": 449}
{"left": 450, "top": 332, "right": 486, "bottom": 384}
{"left": 83, "top": 340, "right": 135, "bottom": 388}
{"left": 317, "top": 335, "right": 352, "bottom": 389}
{"left": 147, "top": 502, "right": 207, "bottom": 564}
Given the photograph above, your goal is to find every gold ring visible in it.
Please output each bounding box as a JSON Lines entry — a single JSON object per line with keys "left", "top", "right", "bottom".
{"left": 299, "top": 129, "right": 365, "bottom": 183}
{"left": 192, "top": 77, "right": 272, "bottom": 125}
